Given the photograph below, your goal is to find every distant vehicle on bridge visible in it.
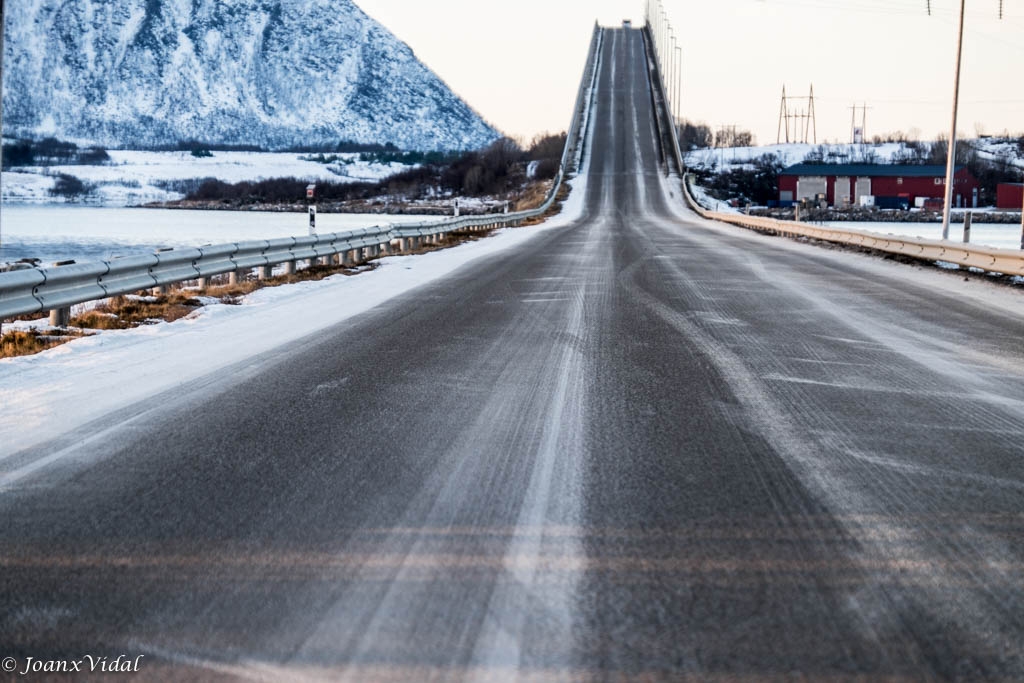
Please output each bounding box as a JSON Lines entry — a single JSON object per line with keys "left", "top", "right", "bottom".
{"left": 623, "top": 19, "right": 632, "bottom": 28}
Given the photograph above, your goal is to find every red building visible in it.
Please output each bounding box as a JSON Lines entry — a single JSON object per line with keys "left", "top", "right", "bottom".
{"left": 996, "top": 183, "right": 1023, "bottom": 210}
{"left": 779, "top": 164, "right": 980, "bottom": 209}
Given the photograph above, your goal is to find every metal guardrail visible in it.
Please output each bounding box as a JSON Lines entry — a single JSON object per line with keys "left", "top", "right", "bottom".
{"left": 0, "top": 27, "right": 605, "bottom": 324}
{"left": 640, "top": 21, "right": 1024, "bottom": 281}
{"left": 641, "top": 23, "right": 684, "bottom": 178}
{"left": 681, "top": 176, "right": 1024, "bottom": 278}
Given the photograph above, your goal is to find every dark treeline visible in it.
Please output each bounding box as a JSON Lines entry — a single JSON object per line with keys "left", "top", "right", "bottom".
{"left": 693, "top": 154, "right": 786, "bottom": 206}
{"left": 186, "top": 133, "right": 567, "bottom": 204}
{"left": 154, "top": 140, "right": 405, "bottom": 154}
{"left": 2, "top": 138, "right": 111, "bottom": 167}
{"left": 678, "top": 121, "right": 755, "bottom": 150}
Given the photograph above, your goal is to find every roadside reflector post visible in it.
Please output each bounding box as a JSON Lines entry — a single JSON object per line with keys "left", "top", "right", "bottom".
{"left": 307, "top": 184, "right": 317, "bottom": 236}
{"left": 963, "top": 211, "right": 972, "bottom": 243}
{"left": 454, "top": 199, "right": 460, "bottom": 217}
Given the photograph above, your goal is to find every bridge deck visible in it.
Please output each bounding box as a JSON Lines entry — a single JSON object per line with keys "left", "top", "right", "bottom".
{"left": 3, "top": 27, "right": 1024, "bottom": 680}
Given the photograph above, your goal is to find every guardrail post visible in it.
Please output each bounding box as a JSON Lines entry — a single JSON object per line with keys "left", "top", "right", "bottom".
{"left": 284, "top": 261, "right": 296, "bottom": 276}
{"left": 198, "top": 277, "right": 209, "bottom": 290}
{"left": 49, "top": 307, "right": 71, "bottom": 328}
{"left": 258, "top": 264, "right": 273, "bottom": 280}
{"left": 151, "top": 284, "right": 170, "bottom": 296}
{"left": 229, "top": 270, "right": 242, "bottom": 286}
{"left": 963, "top": 211, "right": 972, "bottom": 243}
{"left": 380, "top": 242, "right": 392, "bottom": 256}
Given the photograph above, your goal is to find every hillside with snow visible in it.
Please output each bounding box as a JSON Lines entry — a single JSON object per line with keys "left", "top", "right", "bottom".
{"left": 1, "top": 0, "right": 499, "bottom": 152}
{"left": 685, "top": 139, "right": 1024, "bottom": 173}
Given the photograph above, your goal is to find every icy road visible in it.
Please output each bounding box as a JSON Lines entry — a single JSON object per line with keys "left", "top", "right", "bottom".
{"left": 3, "top": 28, "right": 1024, "bottom": 681}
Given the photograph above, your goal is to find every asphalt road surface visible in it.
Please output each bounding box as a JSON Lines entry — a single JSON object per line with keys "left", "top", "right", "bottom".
{"left": 3, "top": 29, "right": 1024, "bottom": 681}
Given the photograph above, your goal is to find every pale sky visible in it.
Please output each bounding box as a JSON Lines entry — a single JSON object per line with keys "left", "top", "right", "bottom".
{"left": 355, "top": 0, "right": 1024, "bottom": 147}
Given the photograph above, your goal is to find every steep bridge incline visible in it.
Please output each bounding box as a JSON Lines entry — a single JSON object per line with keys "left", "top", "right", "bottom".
{"left": 3, "top": 26, "right": 1024, "bottom": 680}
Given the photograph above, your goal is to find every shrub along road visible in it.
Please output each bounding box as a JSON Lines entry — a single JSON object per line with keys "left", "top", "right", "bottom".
{"left": 2, "top": 28, "right": 1024, "bottom": 680}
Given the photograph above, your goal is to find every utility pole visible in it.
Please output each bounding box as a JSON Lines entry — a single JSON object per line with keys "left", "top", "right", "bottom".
{"left": 671, "top": 44, "right": 679, "bottom": 125}
{"left": 670, "top": 33, "right": 677, "bottom": 119}
{"left": 849, "top": 103, "right": 871, "bottom": 144}
{"left": 941, "top": 0, "right": 966, "bottom": 241}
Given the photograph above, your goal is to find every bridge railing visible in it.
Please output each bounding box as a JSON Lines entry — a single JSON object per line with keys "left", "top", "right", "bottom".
{"left": 0, "top": 26, "right": 605, "bottom": 326}
{"left": 641, "top": 23, "right": 684, "bottom": 178}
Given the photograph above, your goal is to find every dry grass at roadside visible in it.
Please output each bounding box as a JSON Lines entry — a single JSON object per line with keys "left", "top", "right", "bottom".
{"left": 73, "top": 294, "right": 203, "bottom": 329}
{"left": 202, "top": 263, "right": 374, "bottom": 303}
{"left": 0, "top": 329, "right": 92, "bottom": 359}
{"left": 514, "top": 180, "right": 555, "bottom": 213}
{"left": 519, "top": 181, "right": 571, "bottom": 227}
{"left": 0, "top": 262, "right": 378, "bottom": 358}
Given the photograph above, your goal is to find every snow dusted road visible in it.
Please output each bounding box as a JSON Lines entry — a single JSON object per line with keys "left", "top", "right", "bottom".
{"left": 3, "top": 29, "right": 1024, "bottom": 680}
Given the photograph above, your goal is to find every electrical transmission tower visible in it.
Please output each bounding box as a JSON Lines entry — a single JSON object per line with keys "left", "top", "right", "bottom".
{"left": 850, "top": 103, "right": 872, "bottom": 144}
{"left": 777, "top": 85, "right": 817, "bottom": 145}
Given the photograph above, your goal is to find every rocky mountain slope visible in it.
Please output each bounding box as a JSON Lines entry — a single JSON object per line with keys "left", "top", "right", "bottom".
{"left": 2, "top": 0, "right": 499, "bottom": 151}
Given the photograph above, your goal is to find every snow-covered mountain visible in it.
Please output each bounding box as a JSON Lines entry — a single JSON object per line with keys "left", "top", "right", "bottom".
{"left": 1, "top": 0, "right": 500, "bottom": 151}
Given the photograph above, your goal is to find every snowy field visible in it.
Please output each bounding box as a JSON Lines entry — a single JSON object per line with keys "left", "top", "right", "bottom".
{"left": 687, "top": 142, "right": 910, "bottom": 170}
{"left": 0, "top": 205, "right": 434, "bottom": 264}
{"left": 685, "top": 139, "right": 1024, "bottom": 173}
{"left": 0, "top": 150, "right": 412, "bottom": 206}
{"left": 818, "top": 221, "right": 1022, "bottom": 251}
